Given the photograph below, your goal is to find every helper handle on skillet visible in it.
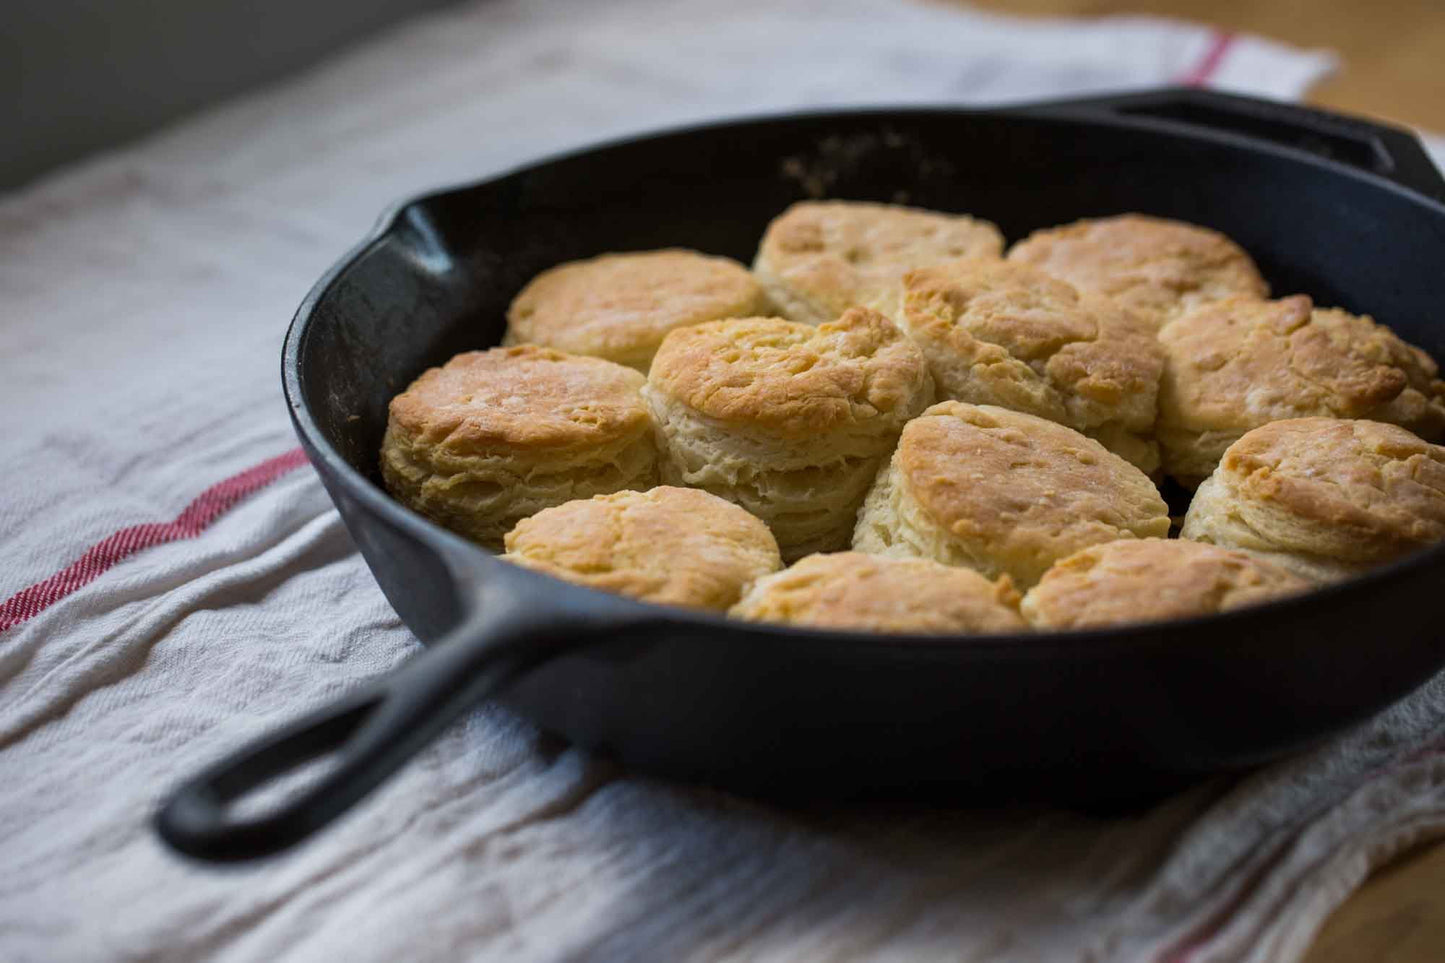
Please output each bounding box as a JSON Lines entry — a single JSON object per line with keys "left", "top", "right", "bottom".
{"left": 156, "top": 578, "right": 641, "bottom": 862}
{"left": 1026, "top": 87, "right": 1445, "bottom": 202}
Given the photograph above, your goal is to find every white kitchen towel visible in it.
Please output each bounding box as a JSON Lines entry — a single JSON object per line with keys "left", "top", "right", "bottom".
{"left": 1426, "top": 134, "right": 1445, "bottom": 170}
{"left": 4, "top": 1, "right": 1442, "bottom": 960}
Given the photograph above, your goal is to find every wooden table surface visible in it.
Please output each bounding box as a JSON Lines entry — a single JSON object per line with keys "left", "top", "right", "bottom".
{"left": 966, "top": 0, "right": 1445, "bottom": 132}
{"left": 959, "top": 1, "right": 1445, "bottom": 959}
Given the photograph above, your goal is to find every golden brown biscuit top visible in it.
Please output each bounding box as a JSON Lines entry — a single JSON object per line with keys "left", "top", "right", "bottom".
{"left": 897, "top": 402, "right": 1171, "bottom": 559}
{"left": 730, "top": 551, "right": 1026, "bottom": 634}
{"left": 503, "top": 487, "right": 781, "bottom": 610}
{"left": 647, "top": 308, "right": 931, "bottom": 437}
{"left": 1006, "top": 214, "right": 1268, "bottom": 325}
{"left": 900, "top": 258, "right": 1161, "bottom": 422}
{"left": 1021, "top": 538, "right": 1309, "bottom": 629}
{"left": 756, "top": 200, "right": 1004, "bottom": 315}
{"left": 1219, "top": 417, "right": 1445, "bottom": 558}
{"left": 387, "top": 346, "right": 650, "bottom": 454}
{"left": 506, "top": 250, "right": 764, "bottom": 364}
{"left": 1158, "top": 295, "right": 1445, "bottom": 438}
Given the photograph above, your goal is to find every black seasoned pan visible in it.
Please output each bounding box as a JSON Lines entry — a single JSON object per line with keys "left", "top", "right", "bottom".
{"left": 157, "top": 88, "right": 1445, "bottom": 862}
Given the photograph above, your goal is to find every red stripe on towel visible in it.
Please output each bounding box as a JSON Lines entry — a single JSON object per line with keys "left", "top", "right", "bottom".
{"left": 0, "top": 447, "right": 310, "bottom": 632}
{"left": 1178, "top": 30, "right": 1237, "bottom": 87}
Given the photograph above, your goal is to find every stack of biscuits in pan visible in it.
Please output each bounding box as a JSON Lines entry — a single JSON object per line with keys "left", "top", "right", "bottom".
{"left": 380, "top": 202, "right": 1445, "bottom": 633}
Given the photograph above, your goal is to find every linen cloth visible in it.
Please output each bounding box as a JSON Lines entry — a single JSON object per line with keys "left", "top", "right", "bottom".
{"left": 3, "top": 1, "right": 1442, "bottom": 960}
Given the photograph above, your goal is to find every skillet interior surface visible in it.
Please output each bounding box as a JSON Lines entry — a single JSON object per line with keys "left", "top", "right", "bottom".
{"left": 286, "top": 92, "right": 1445, "bottom": 803}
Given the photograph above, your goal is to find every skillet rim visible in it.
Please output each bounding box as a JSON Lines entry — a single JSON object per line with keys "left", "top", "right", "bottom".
{"left": 281, "top": 93, "right": 1445, "bottom": 655}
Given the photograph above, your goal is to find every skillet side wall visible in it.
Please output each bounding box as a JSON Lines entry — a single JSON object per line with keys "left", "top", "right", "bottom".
{"left": 291, "top": 106, "right": 1445, "bottom": 798}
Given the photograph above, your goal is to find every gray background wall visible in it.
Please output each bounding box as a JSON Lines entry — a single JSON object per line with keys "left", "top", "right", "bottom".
{"left": 2, "top": 0, "right": 459, "bottom": 190}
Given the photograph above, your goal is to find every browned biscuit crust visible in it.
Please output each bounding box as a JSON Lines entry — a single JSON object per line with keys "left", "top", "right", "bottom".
{"left": 853, "top": 402, "right": 1170, "bottom": 587}
{"left": 504, "top": 487, "right": 781, "bottom": 611}
{"left": 753, "top": 200, "right": 1004, "bottom": 325}
{"left": 1157, "top": 295, "right": 1445, "bottom": 486}
{"left": 1181, "top": 418, "right": 1445, "bottom": 579}
{"left": 1006, "top": 213, "right": 1268, "bottom": 328}
{"left": 730, "top": 551, "right": 1026, "bottom": 634}
{"left": 1020, "top": 538, "right": 1309, "bottom": 629}
{"left": 504, "top": 249, "right": 768, "bottom": 370}
{"left": 898, "top": 258, "right": 1163, "bottom": 473}
{"left": 644, "top": 309, "right": 933, "bottom": 560}
{"left": 647, "top": 308, "right": 931, "bottom": 439}
{"left": 380, "top": 346, "right": 656, "bottom": 548}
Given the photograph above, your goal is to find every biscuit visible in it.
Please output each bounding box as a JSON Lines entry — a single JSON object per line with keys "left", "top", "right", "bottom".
{"left": 1020, "top": 538, "right": 1309, "bottom": 629}
{"left": 730, "top": 551, "right": 1026, "bottom": 634}
{"left": 897, "top": 258, "right": 1164, "bottom": 474}
{"left": 503, "top": 249, "right": 769, "bottom": 371}
{"left": 1180, "top": 417, "right": 1445, "bottom": 581}
{"left": 503, "top": 487, "right": 781, "bottom": 610}
{"left": 380, "top": 345, "right": 657, "bottom": 549}
{"left": 752, "top": 200, "right": 1004, "bottom": 326}
{"left": 1157, "top": 295, "right": 1445, "bottom": 486}
{"left": 853, "top": 402, "right": 1171, "bottom": 587}
{"left": 645, "top": 308, "right": 933, "bottom": 561}
{"left": 1006, "top": 214, "right": 1268, "bottom": 328}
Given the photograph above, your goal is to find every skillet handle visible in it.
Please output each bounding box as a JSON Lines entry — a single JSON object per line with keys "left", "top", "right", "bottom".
{"left": 1033, "top": 87, "right": 1445, "bottom": 202}
{"left": 155, "top": 580, "right": 634, "bottom": 862}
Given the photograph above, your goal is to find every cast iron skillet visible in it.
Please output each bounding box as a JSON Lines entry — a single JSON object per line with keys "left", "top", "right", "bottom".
{"left": 157, "top": 88, "right": 1445, "bottom": 862}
